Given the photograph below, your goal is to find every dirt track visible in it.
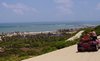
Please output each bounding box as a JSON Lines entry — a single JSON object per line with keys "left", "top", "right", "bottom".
{"left": 22, "top": 44, "right": 100, "bottom": 61}
{"left": 66, "top": 30, "right": 84, "bottom": 41}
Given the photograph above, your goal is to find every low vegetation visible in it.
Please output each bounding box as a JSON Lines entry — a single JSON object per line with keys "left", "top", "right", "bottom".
{"left": 94, "top": 25, "right": 100, "bottom": 35}
{"left": 0, "top": 29, "right": 79, "bottom": 61}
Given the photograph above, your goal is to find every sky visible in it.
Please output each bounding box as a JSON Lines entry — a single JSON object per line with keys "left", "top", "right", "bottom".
{"left": 0, "top": 0, "right": 100, "bottom": 23}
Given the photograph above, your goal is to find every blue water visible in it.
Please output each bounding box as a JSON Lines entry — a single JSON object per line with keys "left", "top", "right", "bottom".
{"left": 0, "top": 22, "right": 98, "bottom": 33}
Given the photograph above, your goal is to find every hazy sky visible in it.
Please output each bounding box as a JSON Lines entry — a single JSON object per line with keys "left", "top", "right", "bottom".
{"left": 0, "top": 0, "right": 100, "bottom": 23}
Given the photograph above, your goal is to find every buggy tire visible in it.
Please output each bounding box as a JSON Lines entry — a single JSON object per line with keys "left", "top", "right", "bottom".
{"left": 78, "top": 49, "right": 82, "bottom": 52}
{"left": 94, "top": 45, "right": 98, "bottom": 51}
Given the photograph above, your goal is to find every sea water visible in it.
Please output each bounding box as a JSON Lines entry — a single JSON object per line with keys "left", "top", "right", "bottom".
{"left": 0, "top": 22, "right": 98, "bottom": 33}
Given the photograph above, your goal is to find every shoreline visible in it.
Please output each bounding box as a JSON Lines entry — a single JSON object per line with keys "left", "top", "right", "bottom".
{"left": 0, "top": 23, "right": 97, "bottom": 34}
{"left": 0, "top": 31, "right": 56, "bottom": 36}
{"left": 0, "top": 28, "right": 79, "bottom": 36}
{"left": 0, "top": 28, "right": 79, "bottom": 41}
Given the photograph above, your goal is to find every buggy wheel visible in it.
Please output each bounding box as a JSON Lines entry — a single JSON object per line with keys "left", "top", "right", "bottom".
{"left": 94, "top": 45, "right": 98, "bottom": 51}
{"left": 77, "top": 46, "right": 83, "bottom": 52}
{"left": 78, "top": 49, "right": 82, "bottom": 52}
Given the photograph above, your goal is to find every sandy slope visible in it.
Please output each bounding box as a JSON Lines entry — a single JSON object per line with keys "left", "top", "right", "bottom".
{"left": 66, "top": 30, "right": 84, "bottom": 41}
{"left": 22, "top": 45, "right": 100, "bottom": 61}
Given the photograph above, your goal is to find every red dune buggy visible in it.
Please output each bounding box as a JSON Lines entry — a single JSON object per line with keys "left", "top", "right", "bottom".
{"left": 77, "top": 39, "right": 100, "bottom": 52}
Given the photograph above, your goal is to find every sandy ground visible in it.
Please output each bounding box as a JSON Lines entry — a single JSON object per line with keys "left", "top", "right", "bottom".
{"left": 66, "top": 30, "right": 84, "bottom": 41}
{"left": 97, "top": 36, "right": 100, "bottom": 39}
{"left": 22, "top": 45, "right": 100, "bottom": 61}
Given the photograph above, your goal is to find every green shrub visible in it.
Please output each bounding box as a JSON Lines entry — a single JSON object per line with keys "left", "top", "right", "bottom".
{"left": 95, "top": 25, "right": 100, "bottom": 35}
{"left": 52, "top": 41, "right": 67, "bottom": 49}
{"left": 42, "top": 46, "right": 57, "bottom": 53}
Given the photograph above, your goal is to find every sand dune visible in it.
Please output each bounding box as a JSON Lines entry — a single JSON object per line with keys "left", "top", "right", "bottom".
{"left": 66, "top": 30, "right": 84, "bottom": 41}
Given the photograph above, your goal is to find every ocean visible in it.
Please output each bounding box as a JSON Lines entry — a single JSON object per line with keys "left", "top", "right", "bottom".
{"left": 0, "top": 22, "right": 98, "bottom": 33}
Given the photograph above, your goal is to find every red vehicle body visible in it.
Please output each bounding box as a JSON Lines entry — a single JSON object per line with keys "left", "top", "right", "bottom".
{"left": 77, "top": 39, "right": 100, "bottom": 52}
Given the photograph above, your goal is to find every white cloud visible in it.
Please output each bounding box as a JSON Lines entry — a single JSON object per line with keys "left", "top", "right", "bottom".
{"left": 1, "top": 2, "right": 38, "bottom": 15}
{"left": 54, "top": 0, "right": 73, "bottom": 15}
{"left": 96, "top": 3, "right": 100, "bottom": 10}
